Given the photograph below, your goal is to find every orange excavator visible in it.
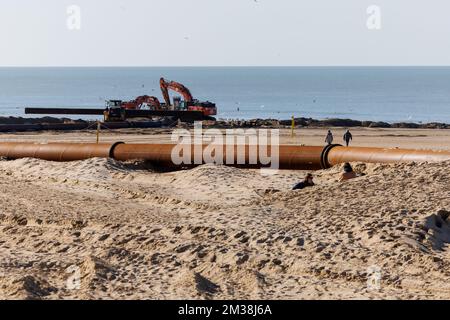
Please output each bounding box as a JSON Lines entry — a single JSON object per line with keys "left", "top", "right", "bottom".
{"left": 159, "top": 77, "right": 217, "bottom": 116}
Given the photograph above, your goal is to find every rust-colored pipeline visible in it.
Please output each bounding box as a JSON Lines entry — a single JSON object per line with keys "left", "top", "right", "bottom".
{"left": 0, "top": 142, "right": 122, "bottom": 161}
{"left": 112, "top": 144, "right": 325, "bottom": 170}
{"left": 0, "top": 142, "right": 450, "bottom": 169}
{"left": 325, "top": 145, "right": 450, "bottom": 167}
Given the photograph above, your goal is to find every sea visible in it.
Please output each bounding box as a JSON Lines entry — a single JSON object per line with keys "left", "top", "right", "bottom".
{"left": 1, "top": 67, "right": 449, "bottom": 123}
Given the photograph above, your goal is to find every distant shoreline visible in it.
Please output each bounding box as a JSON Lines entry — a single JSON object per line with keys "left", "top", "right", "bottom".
{"left": 1, "top": 116, "right": 450, "bottom": 130}
{"left": 215, "top": 117, "right": 450, "bottom": 129}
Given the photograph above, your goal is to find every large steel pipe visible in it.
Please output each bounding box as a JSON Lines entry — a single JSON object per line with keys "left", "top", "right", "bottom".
{"left": 112, "top": 144, "right": 325, "bottom": 170}
{"left": 0, "top": 142, "right": 121, "bottom": 161}
{"left": 326, "top": 145, "right": 450, "bottom": 167}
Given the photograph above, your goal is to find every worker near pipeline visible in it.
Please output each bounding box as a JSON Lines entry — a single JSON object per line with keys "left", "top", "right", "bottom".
{"left": 292, "top": 173, "right": 315, "bottom": 190}
{"left": 325, "top": 130, "right": 334, "bottom": 145}
{"left": 343, "top": 129, "right": 353, "bottom": 147}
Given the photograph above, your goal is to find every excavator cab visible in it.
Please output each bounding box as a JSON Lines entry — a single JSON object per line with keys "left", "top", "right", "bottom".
{"left": 173, "top": 96, "right": 186, "bottom": 110}
{"left": 104, "top": 100, "right": 125, "bottom": 122}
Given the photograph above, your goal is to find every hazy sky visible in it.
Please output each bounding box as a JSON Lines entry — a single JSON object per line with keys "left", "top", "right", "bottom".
{"left": 1, "top": 0, "right": 450, "bottom": 66}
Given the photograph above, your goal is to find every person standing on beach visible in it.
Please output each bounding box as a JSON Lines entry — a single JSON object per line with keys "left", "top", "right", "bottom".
{"left": 343, "top": 129, "right": 353, "bottom": 147}
{"left": 325, "top": 130, "right": 334, "bottom": 145}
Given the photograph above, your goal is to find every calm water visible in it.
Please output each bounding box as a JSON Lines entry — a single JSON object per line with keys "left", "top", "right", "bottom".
{"left": 0, "top": 67, "right": 449, "bottom": 123}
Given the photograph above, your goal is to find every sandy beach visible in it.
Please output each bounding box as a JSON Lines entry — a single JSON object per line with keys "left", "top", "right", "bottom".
{"left": 0, "top": 127, "right": 449, "bottom": 299}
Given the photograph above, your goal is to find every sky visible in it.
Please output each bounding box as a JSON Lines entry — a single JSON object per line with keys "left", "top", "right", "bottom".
{"left": 1, "top": 0, "right": 450, "bottom": 66}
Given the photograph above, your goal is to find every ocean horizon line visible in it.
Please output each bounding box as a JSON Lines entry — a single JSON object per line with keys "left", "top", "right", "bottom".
{"left": 1, "top": 65, "right": 450, "bottom": 68}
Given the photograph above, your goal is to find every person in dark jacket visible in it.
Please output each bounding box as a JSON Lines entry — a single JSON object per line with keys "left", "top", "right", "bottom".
{"left": 293, "top": 173, "right": 314, "bottom": 190}
{"left": 343, "top": 129, "right": 353, "bottom": 147}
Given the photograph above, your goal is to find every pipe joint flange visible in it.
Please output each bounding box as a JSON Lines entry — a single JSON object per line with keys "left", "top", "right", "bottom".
{"left": 109, "top": 141, "right": 125, "bottom": 158}
{"left": 320, "top": 144, "right": 341, "bottom": 169}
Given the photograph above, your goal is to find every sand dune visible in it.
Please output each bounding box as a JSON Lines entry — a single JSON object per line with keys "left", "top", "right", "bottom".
{"left": 0, "top": 154, "right": 449, "bottom": 299}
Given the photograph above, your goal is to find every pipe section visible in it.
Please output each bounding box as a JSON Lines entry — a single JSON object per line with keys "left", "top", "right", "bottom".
{"left": 326, "top": 145, "right": 450, "bottom": 167}
{"left": 0, "top": 142, "right": 121, "bottom": 161}
{"left": 111, "top": 144, "right": 325, "bottom": 170}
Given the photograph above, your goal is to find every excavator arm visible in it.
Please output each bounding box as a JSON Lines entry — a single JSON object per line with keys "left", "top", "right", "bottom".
{"left": 160, "top": 77, "right": 194, "bottom": 106}
{"left": 160, "top": 78, "right": 171, "bottom": 106}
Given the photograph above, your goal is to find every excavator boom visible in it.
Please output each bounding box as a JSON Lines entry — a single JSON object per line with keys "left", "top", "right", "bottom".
{"left": 160, "top": 77, "right": 194, "bottom": 105}
{"left": 159, "top": 77, "right": 216, "bottom": 115}
{"left": 160, "top": 78, "right": 171, "bottom": 106}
